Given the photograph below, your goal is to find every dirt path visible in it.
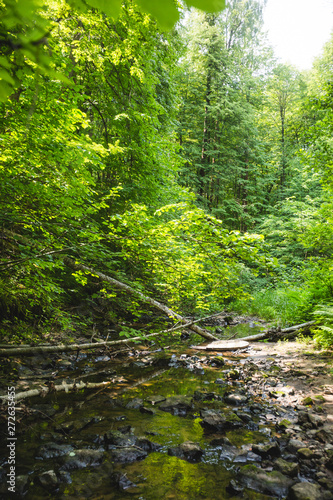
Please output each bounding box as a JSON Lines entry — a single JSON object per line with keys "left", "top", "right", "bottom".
{"left": 245, "top": 341, "right": 333, "bottom": 423}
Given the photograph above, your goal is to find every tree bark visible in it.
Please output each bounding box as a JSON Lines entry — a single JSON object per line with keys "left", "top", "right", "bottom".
{"left": 63, "top": 258, "right": 217, "bottom": 341}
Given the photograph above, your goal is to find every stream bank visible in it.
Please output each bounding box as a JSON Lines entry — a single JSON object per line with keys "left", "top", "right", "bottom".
{"left": 0, "top": 329, "right": 333, "bottom": 499}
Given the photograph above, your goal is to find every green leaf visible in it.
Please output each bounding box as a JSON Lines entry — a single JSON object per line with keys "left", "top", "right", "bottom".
{"left": 186, "top": 0, "right": 226, "bottom": 12}
{"left": 85, "top": 0, "right": 122, "bottom": 18}
{"left": 136, "top": 0, "right": 179, "bottom": 29}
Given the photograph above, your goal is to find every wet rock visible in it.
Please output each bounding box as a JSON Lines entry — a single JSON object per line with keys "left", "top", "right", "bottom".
{"left": 31, "top": 403, "right": 58, "bottom": 418}
{"left": 111, "top": 472, "right": 137, "bottom": 491}
{"left": 60, "top": 449, "right": 106, "bottom": 470}
{"left": 287, "top": 439, "right": 305, "bottom": 454}
{"left": 212, "top": 356, "right": 225, "bottom": 366}
{"left": 238, "top": 464, "right": 294, "bottom": 497}
{"left": 104, "top": 430, "right": 136, "bottom": 448}
{"left": 252, "top": 441, "right": 281, "bottom": 458}
{"left": 34, "top": 470, "right": 59, "bottom": 491}
{"left": 301, "top": 396, "right": 314, "bottom": 406}
{"left": 287, "top": 481, "right": 322, "bottom": 500}
{"left": 200, "top": 409, "right": 243, "bottom": 433}
{"left": 126, "top": 398, "right": 143, "bottom": 409}
{"left": 110, "top": 447, "right": 147, "bottom": 463}
{"left": 214, "top": 378, "right": 226, "bottom": 385}
{"left": 117, "top": 425, "right": 132, "bottom": 434}
{"left": 140, "top": 406, "right": 156, "bottom": 415}
{"left": 136, "top": 438, "right": 161, "bottom": 452}
{"left": 36, "top": 442, "right": 74, "bottom": 459}
{"left": 146, "top": 395, "right": 166, "bottom": 405}
{"left": 226, "top": 479, "right": 244, "bottom": 496}
{"left": 168, "top": 441, "right": 204, "bottom": 462}
{"left": 228, "top": 369, "right": 240, "bottom": 380}
{"left": 274, "top": 458, "right": 299, "bottom": 477}
{"left": 224, "top": 393, "right": 247, "bottom": 405}
{"left": 193, "top": 391, "right": 221, "bottom": 402}
{"left": 58, "top": 471, "right": 72, "bottom": 484}
{"left": 276, "top": 418, "right": 293, "bottom": 432}
{"left": 54, "top": 418, "right": 94, "bottom": 434}
{"left": 314, "top": 427, "right": 333, "bottom": 444}
{"left": 158, "top": 396, "right": 192, "bottom": 416}
{"left": 236, "top": 411, "right": 253, "bottom": 424}
{"left": 297, "top": 447, "right": 316, "bottom": 460}
{"left": 15, "top": 475, "right": 31, "bottom": 496}
{"left": 219, "top": 444, "right": 239, "bottom": 461}
{"left": 210, "top": 436, "right": 232, "bottom": 446}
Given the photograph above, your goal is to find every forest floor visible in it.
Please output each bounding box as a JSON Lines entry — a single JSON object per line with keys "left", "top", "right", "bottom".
{"left": 242, "top": 340, "right": 333, "bottom": 423}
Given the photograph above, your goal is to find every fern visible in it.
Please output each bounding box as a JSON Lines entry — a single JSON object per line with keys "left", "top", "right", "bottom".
{"left": 313, "top": 304, "right": 333, "bottom": 347}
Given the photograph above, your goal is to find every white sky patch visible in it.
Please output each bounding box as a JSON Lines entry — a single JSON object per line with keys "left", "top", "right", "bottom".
{"left": 263, "top": 0, "right": 333, "bottom": 69}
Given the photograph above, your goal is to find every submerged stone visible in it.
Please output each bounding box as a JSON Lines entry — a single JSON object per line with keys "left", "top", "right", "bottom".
{"left": 110, "top": 447, "right": 147, "bottom": 463}
{"left": 158, "top": 395, "right": 192, "bottom": 416}
{"left": 125, "top": 397, "right": 143, "bottom": 409}
{"left": 60, "top": 449, "right": 106, "bottom": 470}
{"left": 104, "top": 430, "right": 136, "bottom": 448}
{"left": 34, "top": 470, "right": 59, "bottom": 491}
{"left": 146, "top": 395, "right": 166, "bottom": 405}
{"left": 36, "top": 443, "right": 74, "bottom": 459}
{"left": 111, "top": 472, "right": 137, "bottom": 491}
{"left": 168, "top": 441, "right": 204, "bottom": 463}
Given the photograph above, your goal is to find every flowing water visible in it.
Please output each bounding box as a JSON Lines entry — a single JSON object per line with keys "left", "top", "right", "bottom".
{"left": 0, "top": 325, "right": 281, "bottom": 499}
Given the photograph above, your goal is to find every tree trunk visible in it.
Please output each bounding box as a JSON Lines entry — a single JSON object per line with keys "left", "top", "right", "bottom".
{"left": 64, "top": 258, "right": 218, "bottom": 341}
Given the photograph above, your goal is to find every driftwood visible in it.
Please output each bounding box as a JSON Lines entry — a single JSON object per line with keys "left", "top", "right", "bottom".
{"left": 64, "top": 258, "right": 217, "bottom": 341}
{"left": 0, "top": 381, "right": 111, "bottom": 403}
{"left": 238, "top": 321, "right": 315, "bottom": 342}
{"left": 0, "top": 315, "right": 220, "bottom": 357}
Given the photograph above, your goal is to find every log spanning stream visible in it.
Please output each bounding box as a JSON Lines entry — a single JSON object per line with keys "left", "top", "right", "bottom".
{"left": 0, "top": 323, "right": 331, "bottom": 499}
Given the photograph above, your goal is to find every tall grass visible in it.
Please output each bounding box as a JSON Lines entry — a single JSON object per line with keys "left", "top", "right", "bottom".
{"left": 230, "top": 287, "right": 311, "bottom": 327}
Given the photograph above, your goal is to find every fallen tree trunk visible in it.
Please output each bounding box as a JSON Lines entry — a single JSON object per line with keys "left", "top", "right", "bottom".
{"left": 0, "top": 381, "right": 111, "bottom": 402}
{"left": 240, "top": 321, "right": 315, "bottom": 342}
{"left": 64, "top": 258, "right": 217, "bottom": 341}
{"left": 0, "top": 316, "right": 217, "bottom": 357}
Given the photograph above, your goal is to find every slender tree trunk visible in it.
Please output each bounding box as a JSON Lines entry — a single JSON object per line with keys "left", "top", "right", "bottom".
{"left": 64, "top": 258, "right": 218, "bottom": 341}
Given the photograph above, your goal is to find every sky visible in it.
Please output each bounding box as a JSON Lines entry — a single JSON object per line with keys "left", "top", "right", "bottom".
{"left": 263, "top": 0, "right": 333, "bottom": 70}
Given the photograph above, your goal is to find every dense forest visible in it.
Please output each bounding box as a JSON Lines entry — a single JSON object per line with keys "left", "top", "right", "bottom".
{"left": 1, "top": 0, "right": 333, "bottom": 347}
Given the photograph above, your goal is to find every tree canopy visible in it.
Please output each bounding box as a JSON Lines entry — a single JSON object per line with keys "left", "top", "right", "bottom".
{"left": 1, "top": 0, "right": 333, "bottom": 347}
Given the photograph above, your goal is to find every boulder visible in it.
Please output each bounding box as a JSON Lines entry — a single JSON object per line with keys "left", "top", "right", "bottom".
{"left": 287, "top": 481, "right": 322, "bottom": 500}
{"left": 238, "top": 464, "right": 295, "bottom": 497}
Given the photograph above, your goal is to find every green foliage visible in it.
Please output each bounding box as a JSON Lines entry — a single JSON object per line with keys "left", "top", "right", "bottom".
{"left": 230, "top": 287, "right": 312, "bottom": 327}
{"left": 312, "top": 304, "right": 333, "bottom": 348}
{"left": 107, "top": 202, "right": 266, "bottom": 314}
{"left": 0, "top": 0, "right": 226, "bottom": 101}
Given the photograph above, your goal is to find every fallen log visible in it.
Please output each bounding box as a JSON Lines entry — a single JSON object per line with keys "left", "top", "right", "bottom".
{"left": 238, "top": 320, "right": 315, "bottom": 342}
{"left": 0, "top": 381, "right": 111, "bottom": 402}
{"left": 64, "top": 258, "right": 217, "bottom": 341}
{"left": 0, "top": 316, "right": 217, "bottom": 357}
